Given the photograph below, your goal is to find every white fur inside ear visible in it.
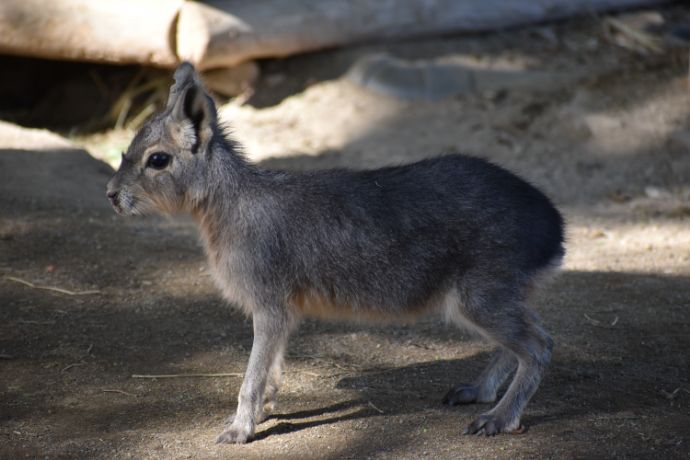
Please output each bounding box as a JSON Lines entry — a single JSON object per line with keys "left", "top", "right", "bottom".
{"left": 170, "top": 119, "right": 197, "bottom": 150}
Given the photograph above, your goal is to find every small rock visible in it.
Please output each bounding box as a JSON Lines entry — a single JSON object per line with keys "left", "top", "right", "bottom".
{"left": 644, "top": 186, "right": 671, "bottom": 199}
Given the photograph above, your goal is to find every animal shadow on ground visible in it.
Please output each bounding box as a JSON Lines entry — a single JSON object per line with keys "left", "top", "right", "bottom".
{"left": 247, "top": 270, "right": 689, "bottom": 440}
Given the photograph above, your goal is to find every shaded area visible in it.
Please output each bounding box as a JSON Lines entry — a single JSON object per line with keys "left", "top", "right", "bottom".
{"left": 0, "top": 148, "right": 113, "bottom": 215}
{"left": 1, "top": 226, "right": 688, "bottom": 458}
{"left": 0, "top": 55, "right": 161, "bottom": 130}
{"left": 1, "top": 9, "right": 690, "bottom": 459}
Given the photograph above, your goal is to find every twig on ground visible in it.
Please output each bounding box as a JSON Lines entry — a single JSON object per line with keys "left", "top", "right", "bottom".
{"left": 126, "top": 102, "right": 157, "bottom": 130}
{"left": 125, "top": 81, "right": 167, "bottom": 130}
{"left": 0, "top": 353, "right": 14, "bottom": 360}
{"left": 62, "top": 362, "right": 85, "bottom": 372}
{"left": 102, "top": 389, "right": 137, "bottom": 397}
{"left": 367, "top": 401, "right": 385, "bottom": 414}
{"left": 115, "top": 97, "right": 132, "bottom": 130}
{"left": 583, "top": 313, "right": 602, "bottom": 326}
{"left": 332, "top": 362, "right": 363, "bottom": 371}
{"left": 131, "top": 372, "right": 243, "bottom": 379}
{"left": 660, "top": 387, "right": 682, "bottom": 400}
{"left": 17, "top": 320, "right": 56, "bottom": 325}
{"left": 605, "top": 17, "right": 664, "bottom": 54}
{"left": 296, "top": 370, "right": 321, "bottom": 377}
{"left": 108, "top": 67, "right": 145, "bottom": 126}
{"left": 584, "top": 313, "right": 620, "bottom": 328}
{"left": 4, "top": 276, "right": 101, "bottom": 296}
{"left": 287, "top": 353, "right": 328, "bottom": 360}
{"left": 110, "top": 75, "right": 168, "bottom": 129}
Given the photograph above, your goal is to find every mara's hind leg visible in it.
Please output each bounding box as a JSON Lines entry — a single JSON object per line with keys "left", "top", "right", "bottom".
{"left": 447, "top": 287, "right": 553, "bottom": 435}
{"left": 443, "top": 348, "right": 516, "bottom": 405}
{"left": 470, "top": 304, "right": 552, "bottom": 435}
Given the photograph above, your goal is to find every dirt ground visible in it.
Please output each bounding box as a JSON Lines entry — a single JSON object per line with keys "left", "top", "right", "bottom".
{"left": 1, "top": 13, "right": 689, "bottom": 460}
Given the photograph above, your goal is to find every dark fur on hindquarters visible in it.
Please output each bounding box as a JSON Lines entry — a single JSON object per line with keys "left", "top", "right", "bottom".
{"left": 106, "top": 62, "right": 565, "bottom": 443}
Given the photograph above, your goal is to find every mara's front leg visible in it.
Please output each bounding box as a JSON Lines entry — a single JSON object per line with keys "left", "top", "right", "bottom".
{"left": 217, "top": 309, "right": 291, "bottom": 444}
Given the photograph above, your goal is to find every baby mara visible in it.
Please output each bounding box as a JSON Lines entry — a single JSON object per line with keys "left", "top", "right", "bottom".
{"left": 107, "top": 63, "right": 565, "bottom": 444}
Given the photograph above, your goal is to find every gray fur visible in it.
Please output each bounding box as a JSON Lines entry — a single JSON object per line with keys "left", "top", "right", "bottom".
{"left": 106, "top": 62, "right": 565, "bottom": 443}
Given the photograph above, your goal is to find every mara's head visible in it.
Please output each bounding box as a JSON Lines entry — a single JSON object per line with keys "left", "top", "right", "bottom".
{"left": 106, "top": 62, "right": 221, "bottom": 216}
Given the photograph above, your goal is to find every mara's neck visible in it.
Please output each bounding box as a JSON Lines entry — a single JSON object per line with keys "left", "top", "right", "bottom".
{"left": 189, "top": 141, "right": 262, "bottom": 261}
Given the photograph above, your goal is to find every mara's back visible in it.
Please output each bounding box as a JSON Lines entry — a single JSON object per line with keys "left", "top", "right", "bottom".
{"left": 246, "top": 154, "right": 564, "bottom": 316}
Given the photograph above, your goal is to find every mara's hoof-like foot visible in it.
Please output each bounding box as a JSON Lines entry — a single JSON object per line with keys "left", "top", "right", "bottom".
{"left": 442, "top": 383, "right": 479, "bottom": 406}
{"left": 224, "top": 405, "right": 272, "bottom": 427}
{"left": 216, "top": 422, "right": 254, "bottom": 444}
{"left": 463, "top": 413, "right": 524, "bottom": 436}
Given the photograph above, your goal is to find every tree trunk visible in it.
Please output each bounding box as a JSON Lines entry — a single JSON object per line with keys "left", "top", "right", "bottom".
{"left": 0, "top": 0, "right": 669, "bottom": 69}
{"left": 177, "top": 0, "right": 669, "bottom": 70}
{"left": 0, "top": 0, "right": 181, "bottom": 66}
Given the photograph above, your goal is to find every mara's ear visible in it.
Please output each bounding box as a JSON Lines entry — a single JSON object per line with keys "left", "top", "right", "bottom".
{"left": 166, "top": 62, "right": 217, "bottom": 154}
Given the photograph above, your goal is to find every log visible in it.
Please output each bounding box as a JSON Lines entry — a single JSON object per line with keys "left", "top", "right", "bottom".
{"left": 347, "top": 54, "right": 583, "bottom": 100}
{"left": 177, "top": 0, "right": 669, "bottom": 70}
{"left": 0, "top": 0, "right": 181, "bottom": 66}
{"left": 0, "top": 0, "right": 670, "bottom": 69}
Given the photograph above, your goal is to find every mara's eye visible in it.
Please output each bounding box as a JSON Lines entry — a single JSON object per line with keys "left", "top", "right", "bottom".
{"left": 146, "top": 152, "right": 171, "bottom": 170}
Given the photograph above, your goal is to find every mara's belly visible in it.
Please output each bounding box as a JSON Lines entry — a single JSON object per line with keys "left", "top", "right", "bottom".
{"left": 288, "top": 287, "right": 453, "bottom": 323}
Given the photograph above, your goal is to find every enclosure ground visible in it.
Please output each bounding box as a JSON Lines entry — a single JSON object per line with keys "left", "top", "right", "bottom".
{"left": 1, "top": 16, "right": 689, "bottom": 459}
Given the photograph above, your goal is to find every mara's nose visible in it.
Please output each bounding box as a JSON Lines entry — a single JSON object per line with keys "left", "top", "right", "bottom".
{"left": 107, "top": 189, "right": 119, "bottom": 203}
